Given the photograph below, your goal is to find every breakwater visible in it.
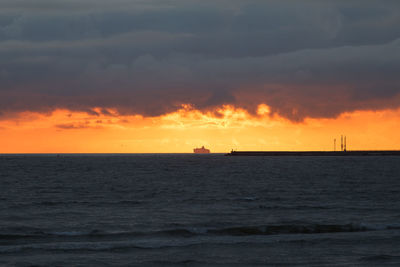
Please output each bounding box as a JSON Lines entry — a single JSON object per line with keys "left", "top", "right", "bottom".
{"left": 225, "top": 150, "right": 400, "bottom": 156}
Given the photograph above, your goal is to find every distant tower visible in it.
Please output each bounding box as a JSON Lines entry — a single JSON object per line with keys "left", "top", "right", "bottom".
{"left": 334, "top": 138, "right": 336, "bottom": 151}
{"left": 341, "top": 135, "right": 343, "bottom": 151}
{"left": 344, "top": 136, "right": 347, "bottom": 152}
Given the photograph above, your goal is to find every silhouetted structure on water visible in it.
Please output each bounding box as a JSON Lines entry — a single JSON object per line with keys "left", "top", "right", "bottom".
{"left": 226, "top": 135, "right": 400, "bottom": 156}
{"left": 194, "top": 146, "right": 210, "bottom": 154}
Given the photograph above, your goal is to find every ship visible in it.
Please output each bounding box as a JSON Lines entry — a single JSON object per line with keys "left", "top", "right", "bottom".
{"left": 193, "top": 146, "right": 210, "bottom": 154}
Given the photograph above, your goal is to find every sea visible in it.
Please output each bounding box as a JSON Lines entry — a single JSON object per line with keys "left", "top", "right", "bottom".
{"left": 1, "top": 154, "right": 400, "bottom": 266}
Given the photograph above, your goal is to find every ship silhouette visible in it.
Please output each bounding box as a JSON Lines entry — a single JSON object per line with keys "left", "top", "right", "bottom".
{"left": 193, "top": 146, "right": 210, "bottom": 154}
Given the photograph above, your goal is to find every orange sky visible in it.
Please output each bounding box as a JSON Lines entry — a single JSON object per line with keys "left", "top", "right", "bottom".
{"left": 0, "top": 104, "right": 399, "bottom": 153}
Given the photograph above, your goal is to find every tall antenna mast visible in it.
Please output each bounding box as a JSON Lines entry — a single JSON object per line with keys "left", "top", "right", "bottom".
{"left": 341, "top": 135, "right": 343, "bottom": 151}
{"left": 334, "top": 138, "right": 336, "bottom": 151}
{"left": 344, "top": 136, "right": 347, "bottom": 152}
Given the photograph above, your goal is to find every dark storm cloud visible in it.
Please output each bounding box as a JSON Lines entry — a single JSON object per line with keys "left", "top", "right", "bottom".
{"left": 1, "top": 0, "right": 400, "bottom": 120}
{"left": 55, "top": 123, "right": 91, "bottom": 130}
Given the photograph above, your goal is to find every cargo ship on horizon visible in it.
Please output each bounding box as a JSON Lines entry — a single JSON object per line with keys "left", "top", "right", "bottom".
{"left": 194, "top": 146, "right": 210, "bottom": 154}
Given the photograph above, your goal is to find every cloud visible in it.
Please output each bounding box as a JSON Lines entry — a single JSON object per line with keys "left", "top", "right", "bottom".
{"left": 0, "top": 0, "right": 400, "bottom": 121}
{"left": 55, "top": 123, "right": 91, "bottom": 130}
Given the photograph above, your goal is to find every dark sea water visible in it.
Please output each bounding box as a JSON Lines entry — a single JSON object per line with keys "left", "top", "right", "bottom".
{"left": 1, "top": 154, "right": 400, "bottom": 266}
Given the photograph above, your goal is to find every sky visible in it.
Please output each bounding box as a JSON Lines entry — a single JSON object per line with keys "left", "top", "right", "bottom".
{"left": 0, "top": 0, "right": 400, "bottom": 153}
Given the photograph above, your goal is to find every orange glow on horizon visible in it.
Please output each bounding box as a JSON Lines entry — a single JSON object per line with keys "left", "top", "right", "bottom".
{"left": 0, "top": 105, "right": 399, "bottom": 153}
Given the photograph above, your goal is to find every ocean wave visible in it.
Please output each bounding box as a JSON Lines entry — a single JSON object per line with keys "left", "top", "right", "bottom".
{"left": 143, "top": 259, "right": 207, "bottom": 265}
{"left": 360, "top": 254, "right": 400, "bottom": 262}
{"left": 0, "top": 240, "right": 313, "bottom": 254}
{"left": 0, "top": 228, "right": 196, "bottom": 241}
{"left": 8, "top": 199, "right": 143, "bottom": 209}
{"left": 209, "top": 223, "right": 400, "bottom": 236}
{"left": 0, "top": 242, "right": 151, "bottom": 254}
{"left": 1, "top": 222, "right": 400, "bottom": 242}
{"left": 209, "top": 224, "right": 359, "bottom": 236}
{"left": 46, "top": 228, "right": 199, "bottom": 238}
{"left": 257, "top": 204, "right": 333, "bottom": 210}
{"left": 0, "top": 240, "right": 224, "bottom": 254}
